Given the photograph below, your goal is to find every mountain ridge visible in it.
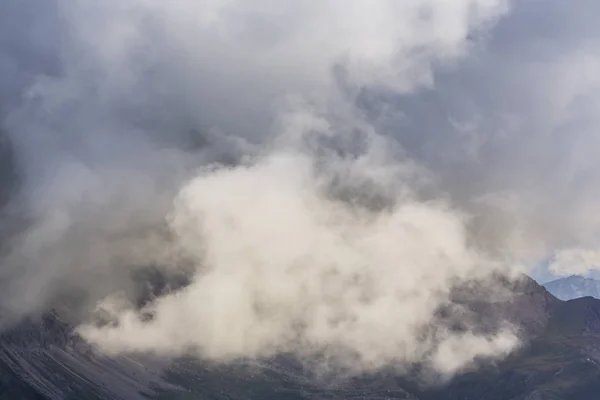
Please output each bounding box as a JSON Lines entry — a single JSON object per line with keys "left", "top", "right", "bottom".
{"left": 543, "top": 275, "right": 600, "bottom": 301}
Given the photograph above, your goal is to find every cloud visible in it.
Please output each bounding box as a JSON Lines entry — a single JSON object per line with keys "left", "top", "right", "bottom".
{"left": 359, "top": 0, "right": 600, "bottom": 263}
{"left": 79, "top": 149, "right": 516, "bottom": 374}
{"left": 549, "top": 249, "right": 600, "bottom": 276}
{"left": 2, "top": 0, "right": 600, "bottom": 378}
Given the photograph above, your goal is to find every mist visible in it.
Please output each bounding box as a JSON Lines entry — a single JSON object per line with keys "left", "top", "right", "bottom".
{"left": 1, "top": 0, "right": 599, "bottom": 377}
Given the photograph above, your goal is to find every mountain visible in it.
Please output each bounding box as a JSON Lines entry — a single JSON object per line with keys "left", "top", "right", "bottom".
{"left": 2, "top": 276, "right": 600, "bottom": 400}
{"left": 0, "top": 311, "right": 181, "bottom": 400}
{"left": 420, "top": 293, "right": 600, "bottom": 400}
{"left": 544, "top": 275, "right": 600, "bottom": 300}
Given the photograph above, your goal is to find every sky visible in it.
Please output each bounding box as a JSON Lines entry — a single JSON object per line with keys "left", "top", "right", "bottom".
{"left": 1, "top": 0, "right": 600, "bottom": 378}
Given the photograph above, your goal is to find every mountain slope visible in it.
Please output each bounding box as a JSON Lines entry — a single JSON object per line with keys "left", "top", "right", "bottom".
{"left": 418, "top": 294, "right": 600, "bottom": 400}
{"left": 544, "top": 275, "right": 600, "bottom": 300}
{"left": 0, "top": 312, "right": 181, "bottom": 400}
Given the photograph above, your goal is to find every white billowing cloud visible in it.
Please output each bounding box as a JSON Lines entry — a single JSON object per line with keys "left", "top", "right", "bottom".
{"left": 80, "top": 147, "right": 518, "bottom": 374}
{"left": 549, "top": 249, "right": 600, "bottom": 276}
{"left": 431, "top": 330, "right": 517, "bottom": 375}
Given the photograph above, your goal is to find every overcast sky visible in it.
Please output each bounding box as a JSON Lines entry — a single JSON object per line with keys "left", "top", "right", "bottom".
{"left": 1, "top": 0, "right": 600, "bottom": 376}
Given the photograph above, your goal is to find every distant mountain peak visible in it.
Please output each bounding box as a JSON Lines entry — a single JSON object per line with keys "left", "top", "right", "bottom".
{"left": 544, "top": 275, "right": 600, "bottom": 301}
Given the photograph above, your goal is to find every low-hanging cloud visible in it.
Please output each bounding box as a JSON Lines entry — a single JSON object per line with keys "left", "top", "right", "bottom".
{"left": 1, "top": 0, "right": 600, "bottom": 378}
{"left": 79, "top": 149, "right": 518, "bottom": 374}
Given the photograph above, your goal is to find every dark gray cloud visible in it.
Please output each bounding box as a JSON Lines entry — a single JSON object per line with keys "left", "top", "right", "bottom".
{"left": 358, "top": 0, "right": 600, "bottom": 260}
